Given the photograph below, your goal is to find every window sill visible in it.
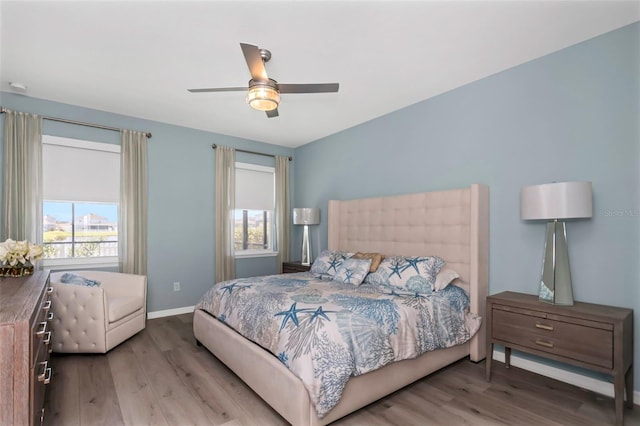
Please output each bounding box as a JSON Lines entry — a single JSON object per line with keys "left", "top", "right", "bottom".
{"left": 42, "top": 256, "right": 118, "bottom": 271}
{"left": 234, "top": 250, "right": 278, "bottom": 259}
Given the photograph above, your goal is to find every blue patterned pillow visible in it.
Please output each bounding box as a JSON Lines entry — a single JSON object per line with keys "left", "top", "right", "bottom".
{"left": 438, "top": 284, "right": 470, "bottom": 312}
{"left": 60, "top": 273, "right": 101, "bottom": 287}
{"left": 365, "top": 255, "right": 445, "bottom": 293}
{"left": 333, "top": 258, "right": 372, "bottom": 286}
{"left": 310, "top": 250, "right": 353, "bottom": 277}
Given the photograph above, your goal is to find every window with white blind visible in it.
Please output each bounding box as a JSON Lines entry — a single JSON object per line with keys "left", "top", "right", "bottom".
{"left": 234, "top": 162, "right": 276, "bottom": 257}
{"left": 41, "top": 135, "right": 120, "bottom": 265}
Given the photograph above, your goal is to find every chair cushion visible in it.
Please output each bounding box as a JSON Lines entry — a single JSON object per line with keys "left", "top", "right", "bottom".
{"left": 108, "top": 295, "right": 144, "bottom": 323}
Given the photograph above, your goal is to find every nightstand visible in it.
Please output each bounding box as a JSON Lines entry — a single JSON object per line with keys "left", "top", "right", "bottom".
{"left": 282, "top": 261, "right": 311, "bottom": 273}
{"left": 486, "top": 291, "right": 633, "bottom": 426}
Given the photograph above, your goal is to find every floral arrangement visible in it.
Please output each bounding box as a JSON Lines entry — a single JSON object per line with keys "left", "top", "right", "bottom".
{"left": 0, "top": 239, "right": 43, "bottom": 277}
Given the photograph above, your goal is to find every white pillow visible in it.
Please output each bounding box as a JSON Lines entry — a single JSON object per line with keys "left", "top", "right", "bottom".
{"left": 434, "top": 268, "right": 460, "bottom": 291}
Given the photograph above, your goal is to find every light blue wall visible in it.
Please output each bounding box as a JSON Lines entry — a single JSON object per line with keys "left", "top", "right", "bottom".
{"left": 0, "top": 92, "right": 294, "bottom": 312}
{"left": 293, "top": 23, "right": 639, "bottom": 390}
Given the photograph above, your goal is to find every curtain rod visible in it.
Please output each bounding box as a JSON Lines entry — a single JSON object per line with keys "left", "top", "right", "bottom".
{"left": 0, "top": 107, "right": 152, "bottom": 139}
{"left": 211, "top": 144, "right": 292, "bottom": 161}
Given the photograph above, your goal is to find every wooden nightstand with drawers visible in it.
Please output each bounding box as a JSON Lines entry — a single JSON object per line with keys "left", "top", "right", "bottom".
{"left": 282, "top": 261, "right": 311, "bottom": 273}
{"left": 485, "top": 291, "right": 633, "bottom": 426}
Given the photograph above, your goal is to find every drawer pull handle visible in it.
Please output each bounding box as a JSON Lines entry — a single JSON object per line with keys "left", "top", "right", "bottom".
{"left": 43, "top": 300, "right": 52, "bottom": 311}
{"left": 44, "top": 331, "right": 52, "bottom": 344}
{"left": 47, "top": 286, "right": 53, "bottom": 294}
{"left": 535, "top": 339, "right": 554, "bottom": 348}
{"left": 47, "top": 312, "right": 54, "bottom": 321}
{"left": 38, "top": 361, "right": 50, "bottom": 383}
{"left": 35, "top": 321, "right": 47, "bottom": 337}
{"left": 44, "top": 367, "right": 52, "bottom": 384}
{"left": 535, "top": 323, "right": 554, "bottom": 331}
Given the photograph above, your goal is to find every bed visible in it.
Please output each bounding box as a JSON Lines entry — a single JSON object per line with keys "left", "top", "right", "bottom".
{"left": 193, "top": 183, "right": 489, "bottom": 425}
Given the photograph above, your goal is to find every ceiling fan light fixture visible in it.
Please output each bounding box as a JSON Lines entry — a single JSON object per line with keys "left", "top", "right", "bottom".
{"left": 247, "top": 81, "right": 280, "bottom": 111}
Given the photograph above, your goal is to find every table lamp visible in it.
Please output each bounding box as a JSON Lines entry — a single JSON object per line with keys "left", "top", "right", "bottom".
{"left": 293, "top": 208, "right": 320, "bottom": 266}
{"left": 520, "top": 181, "right": 592, "bottom": 305}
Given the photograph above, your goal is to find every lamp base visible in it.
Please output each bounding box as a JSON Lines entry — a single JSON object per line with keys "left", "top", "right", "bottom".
{"left": 539, "top": 220, "right": 574, "bottom": 306}
{"left": 301, "top": 224, "right": 311, "bottom": 266}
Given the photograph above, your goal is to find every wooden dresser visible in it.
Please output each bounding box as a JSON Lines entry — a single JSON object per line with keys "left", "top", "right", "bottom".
{"left": 0, "top": 271, "right": 53, "bottom": 426}
{"left": 485, "top": 291, "right": 633, "bottom": 426}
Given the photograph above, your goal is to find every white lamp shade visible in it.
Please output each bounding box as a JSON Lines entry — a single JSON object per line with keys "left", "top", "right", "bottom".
{"left": 521, "top": 181, "right": 593, "bottom": 220}
{"left": 293, "top": 208, "right": 320, "bottom": 225}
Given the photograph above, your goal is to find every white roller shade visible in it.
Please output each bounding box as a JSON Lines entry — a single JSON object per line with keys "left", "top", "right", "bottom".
{"left": 235, "top": 162, "right": 274, "bottom": 211}
{"left": 42, "top": 135, "right": 120, "bottom": 203}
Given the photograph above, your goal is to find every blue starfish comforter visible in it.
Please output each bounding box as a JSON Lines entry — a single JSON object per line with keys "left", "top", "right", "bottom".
{"left": 196, "top": 272, "right": 481, "bottom": 418}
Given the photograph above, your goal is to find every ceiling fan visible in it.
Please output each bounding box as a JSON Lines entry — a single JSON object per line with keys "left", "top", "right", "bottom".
{"left": 188, "top": 43, "right": 339, "bottom": 118}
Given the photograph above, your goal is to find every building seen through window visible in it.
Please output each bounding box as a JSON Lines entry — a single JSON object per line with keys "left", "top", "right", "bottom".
{"left": 43, "top": 202, "right": 118, "bottom": 258}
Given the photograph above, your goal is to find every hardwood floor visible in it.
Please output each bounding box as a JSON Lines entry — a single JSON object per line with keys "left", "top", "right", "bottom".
{"left": 44, "top": 314, "right": 638, "bottom": 426}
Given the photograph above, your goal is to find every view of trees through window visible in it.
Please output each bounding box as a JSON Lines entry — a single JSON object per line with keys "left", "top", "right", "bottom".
{"left": 43, "top": 201, "right": 118, "bottom": 259}
{"left": 234, "top": 209, "right": 272, "bottom": 251}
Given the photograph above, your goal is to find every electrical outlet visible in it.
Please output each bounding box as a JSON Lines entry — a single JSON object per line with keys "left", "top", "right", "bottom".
{"left": 173, "top": 281, "right": 181, "bottom": 292}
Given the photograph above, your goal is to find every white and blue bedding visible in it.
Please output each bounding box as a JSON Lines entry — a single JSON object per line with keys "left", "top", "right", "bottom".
{"left": 196, "top": 272, "right": 481, "bottom": 418}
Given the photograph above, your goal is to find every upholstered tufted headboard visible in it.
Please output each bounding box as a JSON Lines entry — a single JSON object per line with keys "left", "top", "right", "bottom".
{"left": 327, "top": 184, "right": 489, "bottom": 361}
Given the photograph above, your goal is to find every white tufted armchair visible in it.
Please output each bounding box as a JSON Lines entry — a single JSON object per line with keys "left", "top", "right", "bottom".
{"left": 50, "top": 271, "right": 147, "bottom": 353}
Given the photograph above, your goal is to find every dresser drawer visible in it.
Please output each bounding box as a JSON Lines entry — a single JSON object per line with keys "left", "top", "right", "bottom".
{"left": 0, "top": 271, "right": 52, "bottom": 426}
{"left": 30, "top": 286, "right": 53, "bottom": 367}
{"left": 31, "top": 284, "right": 53, "bottom": 426}
{"left": 32, "top": 345, "right": 50, "bottom": 426}
{"left": 492, "top": 308, "right": 613, "bottom": 369}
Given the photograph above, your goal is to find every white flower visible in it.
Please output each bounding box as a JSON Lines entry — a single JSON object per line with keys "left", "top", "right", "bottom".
{"left": 27, "top": 244, "right": 44, "bottom": 261}
{"left": 14, "top": 240, "right": 27, "bottom": 253}
{"left": 0, "top": 239, "right": 43, "bottom": 266}
{"left": 4, "top": 238, "right": 16, "bottom": 251}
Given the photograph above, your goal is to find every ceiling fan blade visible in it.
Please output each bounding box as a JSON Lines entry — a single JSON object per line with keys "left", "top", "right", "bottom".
{"left": 278, "top": 83, "right": 339, "bottom": 94}
{"left": 266, "top": 108, "right": 279, "bottom": 118}
{"left": 240, "top": 43, "right": 268, "bottom": 81}
{"left": 187, "top": 87, "right": 247, "bottom": 93}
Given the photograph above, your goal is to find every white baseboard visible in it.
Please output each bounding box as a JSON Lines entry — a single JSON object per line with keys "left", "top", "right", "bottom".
{"left": 147, "top": 305, "right": 195, "bottom": 319}
{"left": 492, "top": 350, "right": 640, "bottom": 404}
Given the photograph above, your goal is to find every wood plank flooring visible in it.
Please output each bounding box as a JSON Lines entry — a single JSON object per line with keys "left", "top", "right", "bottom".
{"left": 43, "top": 314, "right": 639, "bottom": 426}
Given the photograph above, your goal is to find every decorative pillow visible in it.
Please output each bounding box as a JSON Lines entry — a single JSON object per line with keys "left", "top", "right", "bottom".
{"left": 434, "top": 268, "right": 460, "bottom": 291}
{"left": 438, "top": 284, "right": 471, "bottom": 312}
{"left": 351, "top": 252, "right": 384, "bottom": 273}
{"left": 310, "top": 250, "right": 353, "bottom": 277}
{"left": 60, "top": 273, "right": 101, "bottom": 287}
{"left": 365, "top": 255, "right": 445, "bottom": 294}
{"left": 333, "top": 258, "right": 372, "bottom": 286}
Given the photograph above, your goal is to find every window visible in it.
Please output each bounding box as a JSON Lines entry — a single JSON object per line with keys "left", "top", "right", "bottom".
{"left": 234, "top": 162, "right": 276, "bottom": 257}
{"left": 41, "top": 136, "right": 120, "bottom": 266}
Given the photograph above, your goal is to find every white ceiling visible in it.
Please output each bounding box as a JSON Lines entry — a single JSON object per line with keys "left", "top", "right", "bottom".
{"left": 1, "top": 1, "right": 638, "bottom": 148}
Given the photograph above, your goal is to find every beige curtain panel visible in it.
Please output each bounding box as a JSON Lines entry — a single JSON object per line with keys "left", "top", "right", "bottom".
{"left": 215, "top": 145, "right": 236, "bottom": 283}
{"left": 275, "top": 155, "right": 291, "bottom": 273}
{"left": 1, "top": 109, "right": 43, "bottom": 243}
{"left": 119, "top": 129, "right": 148, "bottom": 275}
